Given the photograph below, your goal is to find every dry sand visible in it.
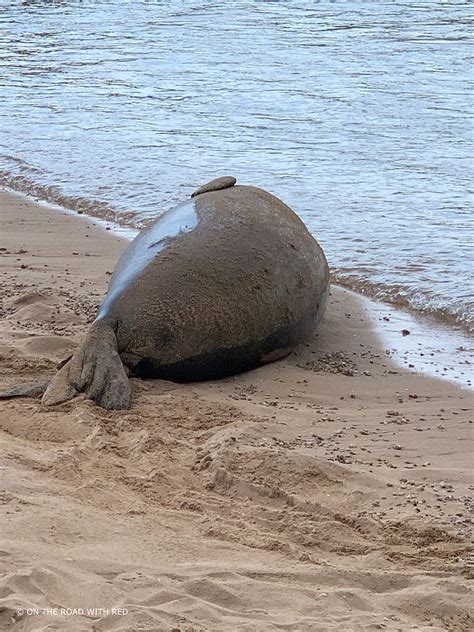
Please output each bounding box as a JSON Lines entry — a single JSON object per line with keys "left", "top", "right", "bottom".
{"left": 0, "top": 189, "right": 472, "bottom": 631}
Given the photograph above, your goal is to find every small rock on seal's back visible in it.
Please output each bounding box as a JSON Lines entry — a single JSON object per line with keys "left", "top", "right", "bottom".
{"left": 191, "top": 176, "right": 236, "bottom": 198}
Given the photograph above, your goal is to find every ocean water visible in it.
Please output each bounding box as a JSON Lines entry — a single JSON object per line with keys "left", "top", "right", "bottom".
{"left": 0, "top": 0, "right": 472, "bottom": 331}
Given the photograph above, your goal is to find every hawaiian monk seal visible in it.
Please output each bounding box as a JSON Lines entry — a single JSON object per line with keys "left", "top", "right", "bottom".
{"left": 1, "top": 177, "right": 330, "bottom": 409}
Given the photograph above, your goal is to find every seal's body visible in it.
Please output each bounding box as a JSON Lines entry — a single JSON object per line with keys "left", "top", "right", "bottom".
{"left": 99, "top": 181, "right": 329, "bottom": 384}
{"left": 3, "top": 178, "right": 329, "bottom": 409}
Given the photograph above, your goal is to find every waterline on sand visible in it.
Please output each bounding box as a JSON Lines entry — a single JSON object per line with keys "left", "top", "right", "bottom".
{"left": 4, "top": 185, "right": 471, "bottom": 391}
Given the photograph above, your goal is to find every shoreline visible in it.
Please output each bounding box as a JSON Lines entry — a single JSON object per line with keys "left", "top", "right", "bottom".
{"left": 0, "top": 188, "right": 473, "bottom": 630}
{"left": 0, "top": 184, "right": 474, "bottom": 344}
{"left": 2, "top": 185, "right": 472, "bottom": 391}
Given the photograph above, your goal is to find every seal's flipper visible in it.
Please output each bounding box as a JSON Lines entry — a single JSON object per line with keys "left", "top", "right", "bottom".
{"left": 191, "top": 176, "right": 236, "bottom": 198}
{"left": 42, "top": 321, "right": 131, "bottom": 410}
{"left": 0, "top": 381, "right": 49, "bottom": 400}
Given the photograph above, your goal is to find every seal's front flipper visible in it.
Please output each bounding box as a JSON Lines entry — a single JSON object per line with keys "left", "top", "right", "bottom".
{"left": 0, "top": 381, "right": 49, "bottom": 400}
{"left": 42, "top": 321, "right": 131, "bottom": 410}
{"left": 191, "top": 176, "right": 236, "bottom": 197}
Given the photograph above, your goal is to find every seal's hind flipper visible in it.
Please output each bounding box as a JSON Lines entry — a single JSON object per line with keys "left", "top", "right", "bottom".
{"left": 0, "top": 381, "right": 48, "bottom": 400}
{"left": 42, "top": 321, "right": 131, "bottom": 410}
{"left": 191, "top": 176, "right": 236, "bottom": 198}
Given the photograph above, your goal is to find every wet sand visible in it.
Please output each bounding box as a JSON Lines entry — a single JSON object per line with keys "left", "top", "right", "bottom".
{"left": 0, "top": 189, "right": 472, "bottom": 631}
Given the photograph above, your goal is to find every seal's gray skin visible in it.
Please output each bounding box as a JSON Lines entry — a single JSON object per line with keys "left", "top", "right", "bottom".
{"left": 3, "top": 178, "right": 330, "bottom": 410}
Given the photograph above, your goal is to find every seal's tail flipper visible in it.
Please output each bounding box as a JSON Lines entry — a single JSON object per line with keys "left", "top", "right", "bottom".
{"left": 0, "top": 381, "right": 49, "bottom": 400}
{"left": 42, "top": 321, "right": 131, "bottom": 410}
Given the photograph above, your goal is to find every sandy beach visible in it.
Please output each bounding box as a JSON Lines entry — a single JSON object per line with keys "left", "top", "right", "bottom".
{"left": 0, "top": 188, "right": 472, "bottom": 631}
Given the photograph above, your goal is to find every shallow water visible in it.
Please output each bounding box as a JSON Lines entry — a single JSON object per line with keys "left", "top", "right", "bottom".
{"left": 0, "top": 1, "right": 472, "bottom": 330}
